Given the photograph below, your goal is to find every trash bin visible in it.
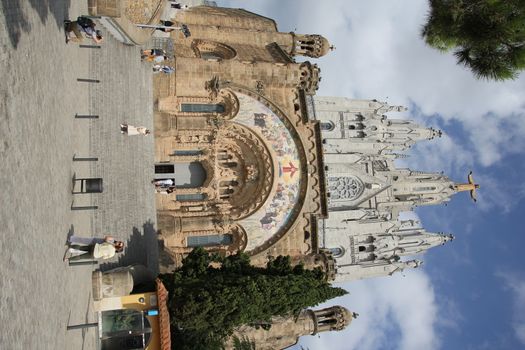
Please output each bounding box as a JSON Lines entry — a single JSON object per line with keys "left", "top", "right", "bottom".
{"left": 74, "top": 178, "right": 103, "bottom": 193}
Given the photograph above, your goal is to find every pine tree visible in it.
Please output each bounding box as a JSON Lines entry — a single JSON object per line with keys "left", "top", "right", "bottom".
{"left": 422, "top": 0, "right": 525, "bottom": 80}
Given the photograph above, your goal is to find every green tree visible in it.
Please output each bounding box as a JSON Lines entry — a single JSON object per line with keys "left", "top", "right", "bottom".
{"left": 160, "top": 248, "right": 347, "bottom": 350}
{"left": 422, "top": 0, "right": 525, "bottom": 80}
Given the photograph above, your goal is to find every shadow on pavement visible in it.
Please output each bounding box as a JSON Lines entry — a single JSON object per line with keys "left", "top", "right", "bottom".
{"left": 100, "top": 220, "right": 160, "bottom": 275}
{"left": 1, "top": 0, "right": 71, "bottom": 48}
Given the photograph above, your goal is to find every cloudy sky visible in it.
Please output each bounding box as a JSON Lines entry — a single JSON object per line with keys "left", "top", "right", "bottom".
{"left": 220, "top": 1, "right": 525, "bottom": 349}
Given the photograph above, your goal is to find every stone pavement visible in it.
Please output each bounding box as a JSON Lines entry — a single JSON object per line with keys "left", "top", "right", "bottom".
{"left": 0, "top": 1, "right": 156, "bottom": 349}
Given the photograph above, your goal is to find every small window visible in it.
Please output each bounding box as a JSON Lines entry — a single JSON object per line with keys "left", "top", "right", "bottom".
{"left": 172, "top": 150, "right": 203, "bottom": 156}
{"left": 176, "top": 193, "right": 207, "bottom": 201}
{"left": 155, "top": 164, "right": 174, "bottom": 174}
{"left": 414, "top": 186, "right": 436, "bottom": 192}
{"left": 187, "top": 234, "right": 233, "bottom": 247}
{"left": 358, "top": 245, "right": 366, "bottom": 252}
{"left": 181, "top": 103, "right": 225, "bottom": 113}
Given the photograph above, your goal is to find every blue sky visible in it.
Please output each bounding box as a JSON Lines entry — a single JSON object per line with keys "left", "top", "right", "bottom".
{"left": 219, "top": 1, "right": 525, "bottom": 349}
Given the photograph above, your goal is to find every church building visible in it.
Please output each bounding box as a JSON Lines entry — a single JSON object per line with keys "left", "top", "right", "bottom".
{"left": 152, "top": 5, "right": 478, "bottom": 285}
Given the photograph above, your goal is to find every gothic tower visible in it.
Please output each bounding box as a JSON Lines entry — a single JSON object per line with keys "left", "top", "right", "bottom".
{"left": 307, "top": 96, "right": 476, "bottom": 281}
{"left": 225, "top": 306, "right": 356, "bottom": 350}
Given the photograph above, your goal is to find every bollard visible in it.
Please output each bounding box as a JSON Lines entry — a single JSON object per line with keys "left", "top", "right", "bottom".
{"left": 67, "top": 322, "right": 98, "bottom": 331}
{"left": 77, "top": 78, "right": 100, "bottom": 83}
{"left": 71, "top": 205, "right": 99, "bottom": 211}
{"left": 73, "top": 156, "right": 99, "bottom": 162}
{"left": 79, "top": 45, "right": 101, "bottom": 49}
{"left": 69, "top": 260, "right": 99, "bottom": 267}
{"left": 75, "top": 114, "right": 99, "bottom": 119}
{"left": 73, "top": 178, "right": 103, "bottom": 194}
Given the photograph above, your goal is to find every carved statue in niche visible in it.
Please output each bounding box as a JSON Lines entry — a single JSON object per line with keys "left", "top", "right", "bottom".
{"left": 245, "top": 164, "right": 259, "bottom": 182}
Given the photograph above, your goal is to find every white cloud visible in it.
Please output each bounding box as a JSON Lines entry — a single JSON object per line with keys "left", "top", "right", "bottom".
{"left": 291, "top": 270, "right": 439, "bottom": 350}
{"left": 496, "top": 272, "right": 525, "bottom": 345}
{"left": 283, "top": 0, "right": 525, "bottom": 168}
{"left": 223, "top": 0, "right": 525, "bottom": 215}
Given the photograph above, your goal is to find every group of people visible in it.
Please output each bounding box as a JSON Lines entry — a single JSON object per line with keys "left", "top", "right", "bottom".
{"left": 64, "top": 16, "right": 103, "bottom": 44}
{"left": 62, "top": 7, "right": 193, "bottom": 262}
{"left": 141, "top": 48, "right": 176, "bottom": 75}
{"left": 120, "top": 123, "right": 151, "bottom": 136}
{"left": 64, "top": 235, "right": 124, "bottom": 262}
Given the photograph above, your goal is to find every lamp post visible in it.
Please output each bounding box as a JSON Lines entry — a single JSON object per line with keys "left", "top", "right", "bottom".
{"left": 136, "top": 24, "right": 191, "bottom": 37}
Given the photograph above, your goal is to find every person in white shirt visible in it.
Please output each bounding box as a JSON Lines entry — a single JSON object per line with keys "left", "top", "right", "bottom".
{"left": 64, "top": 235, "right": 124, "bottom": 261}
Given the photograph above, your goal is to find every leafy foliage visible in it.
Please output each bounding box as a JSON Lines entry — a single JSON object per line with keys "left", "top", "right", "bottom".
{"left": 232, "top": 336, "right": 257, "bottom": 350}
{"left": 422, "top": 0, "right": 525, "bottom": 80}
{"left": 160, "top": 248, "right": 347, "bottom": 350}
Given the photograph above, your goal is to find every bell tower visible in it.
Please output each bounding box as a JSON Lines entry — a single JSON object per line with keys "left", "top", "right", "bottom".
{"left": 312, "top": 306, "right": 355, "bottom": 333}
{"left": 290, "top": 33, "right": 333, "bottom": 58}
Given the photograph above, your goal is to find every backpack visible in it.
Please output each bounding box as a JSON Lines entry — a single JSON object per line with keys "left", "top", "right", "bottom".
{"left": 77, "top": 16, "right": 94, "bottom": 29}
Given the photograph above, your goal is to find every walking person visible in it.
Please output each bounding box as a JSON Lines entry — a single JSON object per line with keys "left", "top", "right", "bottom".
{"left": 64, "top": 16, "right": 103, "bottom": 44}
{"left": 120, "top": 124, "right": 151, "bottom": 136}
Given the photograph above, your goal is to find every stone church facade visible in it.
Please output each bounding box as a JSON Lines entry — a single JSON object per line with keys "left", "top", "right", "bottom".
{"left": 153, "top": 5, "right": 476, "bottom": 284}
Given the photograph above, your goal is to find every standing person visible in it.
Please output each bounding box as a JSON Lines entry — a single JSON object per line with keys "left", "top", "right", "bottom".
{"left": 170, "top": 2, "right": 188, "bottom": 10}
{"left": 152, "top": 178, "right": 175, "bottom": 187}
{"left": 120, "top": 124, "right": 151, "bottom": 136}
{"left": 156, "top": 20, "right": 176, "bottom": 33}
{"left": 67, "top": 235, "right": 117, "bottom": 246}
{"left": 64, "top": 16, "right": 103, "bottom": 44}
{"left": 156, "top": 186, "right": 175, "bottom": 194}
{"left": 64, "top": 236, "right": 124, "bottom": 261}
{"left": 141, "top": 49, "right": 168, "bottom": 63}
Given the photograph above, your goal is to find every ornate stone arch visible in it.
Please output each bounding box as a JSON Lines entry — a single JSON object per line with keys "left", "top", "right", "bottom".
{"left": 191, "top": 40, "right": 237, "bottom": 60}
{"left": 215, "top": 122, "right": 274, "bottom": 220}
{"left": 211, "top": 83, "right": 311, "bottom": 256}
{"left": 217, "top": 89, "right": 240, "bottom": 120}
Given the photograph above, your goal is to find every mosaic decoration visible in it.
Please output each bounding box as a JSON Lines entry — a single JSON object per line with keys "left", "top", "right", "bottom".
{"left": 233, "top": 93, "right": 302, "bottom": 251}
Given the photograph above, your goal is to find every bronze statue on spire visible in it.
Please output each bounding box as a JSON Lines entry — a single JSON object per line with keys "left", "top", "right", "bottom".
{"left": 454, "top": 171, "right": 480, "bottom": 202}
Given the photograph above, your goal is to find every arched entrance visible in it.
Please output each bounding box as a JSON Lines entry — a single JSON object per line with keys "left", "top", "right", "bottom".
{"left": 154, "top": 162, "right": 207, "bottom": 188}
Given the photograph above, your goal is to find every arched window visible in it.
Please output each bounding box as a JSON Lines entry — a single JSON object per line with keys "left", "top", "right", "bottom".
{"left": 200, "top": 51, "right": 223, "bottom": 61}
{"left": 187, "top": 234, "right": 233, "bottom": 247}
{"left": 193, "top": 40, "right": 237, "bottom": 61}
{"left": 320, "top": 121, "right": 335, "bottom": 131}
{"left": 327, "top": 176, "right": 364, "bottom": 201}
{"left": 181, "top": 103, "right": 225, "bottom": 113}
{"left": 328, "top": 247, "right": 344, "bottom": 258}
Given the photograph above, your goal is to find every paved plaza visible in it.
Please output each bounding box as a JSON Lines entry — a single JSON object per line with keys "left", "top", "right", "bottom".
{"left": 0, "top": 1, "right": 157, "bottom": 349}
